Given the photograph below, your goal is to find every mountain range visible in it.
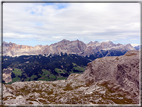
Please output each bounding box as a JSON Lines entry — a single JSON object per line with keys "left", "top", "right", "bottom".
{"left": 2, "top": 39, "right": 136, "bottom": 57}
{"left": 134, "top": 45, "right": 141, "bottom": 50}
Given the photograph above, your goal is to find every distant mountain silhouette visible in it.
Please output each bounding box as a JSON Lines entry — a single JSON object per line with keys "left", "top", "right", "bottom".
{"left": 2, "top": 39, "right": 136, "bottom": 57}
{"left": 134, "top": 45, "right": 141, "bottom": 50}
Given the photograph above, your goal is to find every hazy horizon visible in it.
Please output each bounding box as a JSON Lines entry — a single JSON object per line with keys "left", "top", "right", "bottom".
{"left": 3, "top": 3, "right": 140, "bottom": 47}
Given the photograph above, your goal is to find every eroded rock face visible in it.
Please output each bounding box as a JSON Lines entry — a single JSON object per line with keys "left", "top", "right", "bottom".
{"left": 3, "top": 51, "right": 140, "bottom": 105}
{"left": 75, "top": 50, "right": 140, "bottom": 102}
{"left": 3, "top": 68, "right": 13, "bottom": 83}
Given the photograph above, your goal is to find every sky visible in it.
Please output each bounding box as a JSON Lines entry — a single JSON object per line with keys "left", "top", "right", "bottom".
{"left": 3, "top": 2, "right": 140, "bottom": 47}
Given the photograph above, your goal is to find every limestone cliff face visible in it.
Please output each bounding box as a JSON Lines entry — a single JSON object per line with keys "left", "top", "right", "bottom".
{"left": 3, "top": 51, "right": 140, "bottom": 105}
{"left": 48, "top": 39, "right": 87, "bottom": 55}
{"left": 73, "top": 50, "right": 140, "bottom": 102}
{"left": 2, "top": 40, "right": 136, "bottom": 57}
{"left": 79, "top": 50, "right": 139, "bottom": 82}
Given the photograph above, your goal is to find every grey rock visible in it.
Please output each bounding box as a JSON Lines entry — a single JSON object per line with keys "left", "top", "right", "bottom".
{"left": 3, "top": 68, "right": 13, "bottom": 83}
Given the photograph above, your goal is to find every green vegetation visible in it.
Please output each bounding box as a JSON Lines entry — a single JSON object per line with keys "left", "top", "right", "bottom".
{"left": 13, "top": 68, "right": 22, "bottom": 76}
{"left": 72, "top": 63, "right": 77, "bottom": 66}
{"left": 57, "top": 77, "right": 67, "bottom": 80}
{"left": 55, "top": 68, "right": 61, "bottom": 73}
{"left": 49, "top": 74, "right": 56, "bottom": 80}
{"left": 38, "top": 77, "right": 49, "bottom": 81}
{"left": 25, "top": 78, "right": 29, "bottom": 81}
{"left": 42, "top": 69, "right": 50, "bottom": 75}
{"left": 11, "top": 77, "right": 20, "bottom": 83}
{"left": 73, "top": 66, "right": 85, "bottom": 72}
{"left": 55, "top": 68, "right": 65, "bottom": 74}
{"left": 31, "top": 75, "right": 37, "bottom": 80}
{"left": 3, "top": 53, "right": 89, "bottom": 83}
{"left": 9, "top": 68, "right": 22, "bottom": 83}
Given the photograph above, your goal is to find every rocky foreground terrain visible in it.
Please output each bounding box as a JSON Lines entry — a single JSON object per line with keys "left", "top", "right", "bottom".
{"left": 3, "top": 50, "right": 140, "bottom": 106}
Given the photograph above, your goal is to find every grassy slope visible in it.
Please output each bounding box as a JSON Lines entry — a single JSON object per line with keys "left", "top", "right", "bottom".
{"left": 3, "top": 54, "right": 88, "bottom": 84}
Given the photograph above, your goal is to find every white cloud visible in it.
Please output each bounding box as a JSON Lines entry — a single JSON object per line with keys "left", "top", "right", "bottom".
{"left": 131, "top": 44, "right": 139, "bottom": 47}
{"left": 3, "top": 3, "right": 140, "bottom": 45}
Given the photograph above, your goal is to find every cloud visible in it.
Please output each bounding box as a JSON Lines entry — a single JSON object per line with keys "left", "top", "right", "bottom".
{"left": 3, "top": 3, "right": 140, "bottom": 46}
{"left": 131, "top": 44, "right": 139, "bottom": 47}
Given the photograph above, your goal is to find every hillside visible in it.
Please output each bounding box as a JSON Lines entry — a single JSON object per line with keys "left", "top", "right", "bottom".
{"left": 3, "top": 53, "right": 90, "bottom": 84}
{"left": 3, "top": 50, "right": 140, "bottom": 105}
{"left": 3, "top": 48, "right": 131, "bottom": 84}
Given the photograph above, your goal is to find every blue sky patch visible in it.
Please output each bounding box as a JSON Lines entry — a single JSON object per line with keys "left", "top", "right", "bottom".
{"left": 35, "top": 22, "right": 42, "bottom": 26}
{"left": 30, "top": 11, "right": 35, "bottom": 14}
{"left": 56, "top": 4, "right": 67, "bottom": 9}
{"left": 42, "top": 3, "right": 67, "bottom": 9}
{"left": 42, "top": 3, "right": 54, "bottom": 6}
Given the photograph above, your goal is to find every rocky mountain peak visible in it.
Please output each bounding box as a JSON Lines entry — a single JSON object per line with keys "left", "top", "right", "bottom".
{"left": 124, "top": 44, "right": 136, "bottom": 51}
{"left": 125, "top": 43, "right": 132, "bottom": 46}
{"left": 2, "top": 41, "right": 8, "bottom": 45}
{"left": 55, "top": 39, "right": 70, "bottom": 46}
{"left": 134, "top": 45, "right": 140, "bottom": 50}
{"left": 101, "top": 41, "right": 115, "bottom": 49}
{"left": 3, "top": 41, "right": 20, "bottom": 48}
{"left": 88, "top": 41, "right": 99, "bottom": 44}
{"left": 73, "top": 39, "right": 82, "bottom": 43}
{"left": 101, "top": 41, "right": 114, "bottom": 45}
{"left": 58, "top": 39, "right": 69, "bottom": 44}
{"left": 60, "top": 39, "right": 69, "bottom": 43}
{"left": 94, "top": 41, "right": 99, "bottom": 43}
{"left": 88, "top": 41, "right": 93, "bottom": 44}
{"left": 108, "top": 41, "right": 114, "bottom": 45}
{"left": 87, "top": 41, "right": 100, "bottom": 48}
{"left": 2, "top": 40, "right": 137, "bottom": 57}
{"left": 2, "top": 41, "right": 11, "bottom": 46}
{"left": 116, "top": 43, "right": 122, "bottom": 46}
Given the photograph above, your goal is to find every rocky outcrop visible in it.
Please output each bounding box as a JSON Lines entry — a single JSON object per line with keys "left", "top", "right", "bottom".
{"left": 3, "top": 68, "right": 13, "bottom": 83}
{"left": 3, "top": 51, "right": 140, "bottom": 105}
{"left": 2, "top": 40, "right": 136, "bottom": 57}
{"left": 74, "top": 50, "right": 140, "bottom": 103}
{"left": 49, "top": 39, "right": 87, "bottom": 55}
{"left": 79, "top": 50, "right": 139, "bottom": 81}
